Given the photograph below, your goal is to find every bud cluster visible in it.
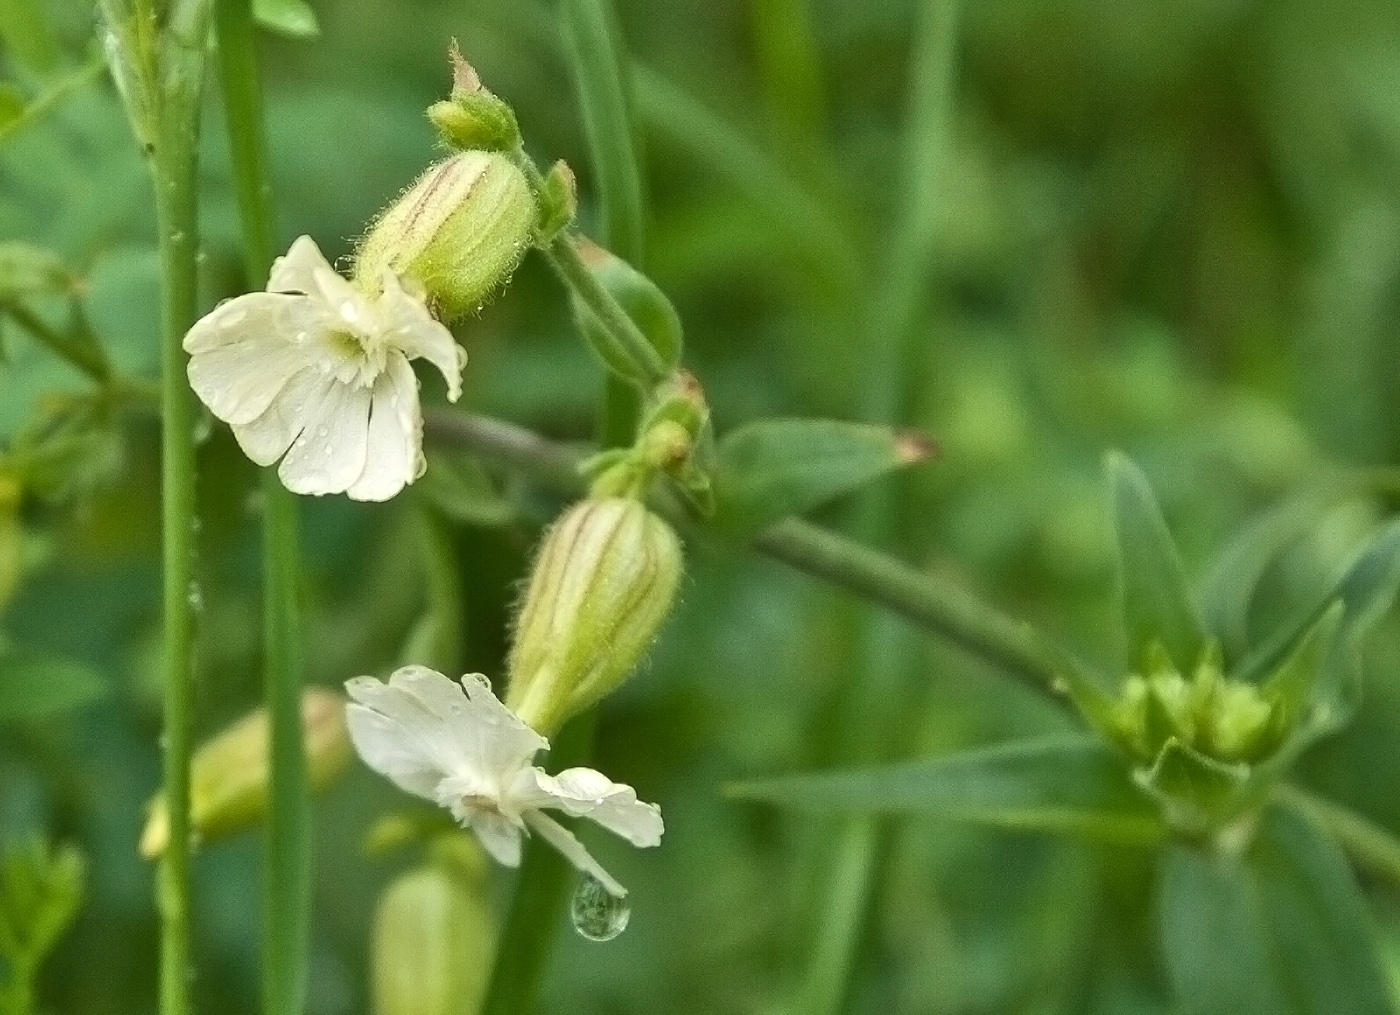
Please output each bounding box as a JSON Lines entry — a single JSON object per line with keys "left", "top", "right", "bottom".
{"left": 1107, "top": 646, "right": 1286, "bottom": 766}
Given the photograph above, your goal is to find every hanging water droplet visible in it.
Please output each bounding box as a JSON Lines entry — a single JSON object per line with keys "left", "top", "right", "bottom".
{"left": 570, "top": 874, "right": 630, "bottom": 942}
{"left": 463, "top": 673, "right": 492, "bottom": 691}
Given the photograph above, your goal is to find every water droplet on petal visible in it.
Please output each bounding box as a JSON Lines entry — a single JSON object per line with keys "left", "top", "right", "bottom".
{"left": 570, "top": 874, "right": 630, "bottom": 942}
{"left": 463, "top": 673, "right": 492, "bottom": 691}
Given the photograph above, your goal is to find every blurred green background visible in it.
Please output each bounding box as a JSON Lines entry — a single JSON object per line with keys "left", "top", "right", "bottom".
{"left": 4, "top": 0, "right": 1400, "bottom": 1011}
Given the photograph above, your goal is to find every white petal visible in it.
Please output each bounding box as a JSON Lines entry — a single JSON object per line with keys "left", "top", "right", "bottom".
{"left": 343, "top": 700, "right": 443, "bottom": 800}
{"left": 345, "top": 354, "right": 422, "bottom": 502}
{"left": 470, "top": 811, "right": 524, "bottom": 867}
{"left": 523, "top": 812, "right": 627, "bottom": 898}
{"left": 276, "top": 379, "right": 373, "bottom": 496}
{"left": 230, "top": 367, "right": 338, "bottom": 466}
{"left": 379, "top": 272, "right": 466, "bottom": 401}
{"left": 267, "top": 235, "right": 334, "bottom": 294}
{"left": 447, "top": 671, "right": 549, "bottom": 778}
{"left": 345, "top": 671, "right": 474, "bottom": 789}
{"left": 184, "top": 295, "right": 322, "bottom": 425}
{"left": 514, "top": 767, "right": 664, "bottom": 848}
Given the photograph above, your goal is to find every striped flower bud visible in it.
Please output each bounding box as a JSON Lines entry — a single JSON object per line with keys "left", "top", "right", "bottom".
{"left": 353, "top": 152, "right": 535, "bottom": 323}
{"left": 140, "top": 688, "right": 351, "bottom": 857}
{"left": 507, "top": 498, "right": 683, "bottom": 735}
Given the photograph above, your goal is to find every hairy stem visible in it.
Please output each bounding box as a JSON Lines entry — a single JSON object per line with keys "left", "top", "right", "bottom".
{"left": 212, "top": 1, "right": 310, "bottom": 1012}
{"left": 423, "top": 410, "right": 1066, "bottom": 694}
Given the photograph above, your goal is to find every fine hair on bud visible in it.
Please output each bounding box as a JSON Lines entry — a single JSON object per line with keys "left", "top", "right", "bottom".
{"left": 353, "top": 151, "right": 535, "bottom": 323}
{"left": 506, "top": 497, "right": 684, "bottom": 735}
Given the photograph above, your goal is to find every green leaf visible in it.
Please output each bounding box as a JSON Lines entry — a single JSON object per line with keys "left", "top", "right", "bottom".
{"left": 571, "top": 244, "right": 682, "bottom": 385}
{"left": 0, "top": 837, "right": 85, "bottom": 966}
{"left": 713, "top": 417, "right": 936, "bottom": 535}
{"left": 1133, "top": 738, "right": 1249, "bottom": 828}
{"left": 1159, "top": 808, "right": 1393, "bottom": 1015}
{"left": 728, "top": 737, "right": 1163, "bottom": 843}
{"left": 0, "top": 653, "right": 105, "bottom": 721}
{"left": 417, "top": 453, "right": 515, "bottom": 528}
{"left": 1107, "top": 452, "right": 1208, "bottom": 673}
{"left": 1239, "top": 518, "right": 1400, "bottom": 685}
{"left": 0, "top": 0, "right": 58, "bottom": 75}
{"left": 1261, "top": 602, "right": 1343, "bottom": 734}
{"left": 252, "top": 0, "right": 319, "bottom": 38}
{"left": 0, "top": 242, "right": 72, "bottom": 303}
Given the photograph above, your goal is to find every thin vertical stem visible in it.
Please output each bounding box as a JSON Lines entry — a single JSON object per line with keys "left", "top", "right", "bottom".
{"left": 212, "top": 2, "right": 310, "bottom": 1013}
{"left": 153, "top": 69, "right": 204, "bottom": 1015}
{"left": 799, "top": 2, "right": 962, "bottom": 1012}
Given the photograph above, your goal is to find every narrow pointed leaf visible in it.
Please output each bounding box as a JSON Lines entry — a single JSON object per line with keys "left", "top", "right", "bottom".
{"left": 1239, "top": 518, "right": 1400, "bottom": 684}
{"left": 0, "top": 653, "right": 105, "bottom": 720}
{"left": 1261, "top": 602, "right": 1343, "bottom": 729}
{"left": 714, "top": 418, "right": 937, "bottom": 535}
{"left": 728, "top": 737, "right": 1162, "bottom": 843}
{"left": 1107, "top": 453, "right": 1208, "bottom": 673}
{"left": 1160, "top": 808, "right": 1393, "bottom": 1015}
{"left": 1133, "top": 739, "right": 1249, "bottom": 826}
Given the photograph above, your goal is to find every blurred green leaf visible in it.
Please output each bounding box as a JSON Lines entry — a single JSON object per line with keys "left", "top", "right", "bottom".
{"left": 0, "top": 85, "right": 24, "bottom": 132}
{"left": 729, "top": 737, "right": 1163, "bottom": 843}
{"left": 0, "top": 242, "right": 71, "bottom": 304}
{"left": 1159, "top": 809, "right": 1393, "bottom": 1015}
{"left": 1239, "top": 519, "right": 1400, "bottom": 685}
{"left": 571, "top": 244, "right": 682, "bottom": 385}
{"left": 417, "top": 453, "right": 514, "bottom": 529}
{"left": 1133, "top": 739, "right": 1248, "bottom": 829}
{"left": 714, "top": 417, "right": 935, "bottom": 534}
{"left": 0, "top": 652, "right": 105, "bottom": 720}
{"left": 252, "top": 0, "right": 319, "bottom": 38}
{"left": 0, "top": 837, "right": 85, "bottom": 967}
{"left": 1108, "top": 452, "right": 1208, "bottom": 674}
{"left": 0, "top": 0, "right": 58, "bottom": 76}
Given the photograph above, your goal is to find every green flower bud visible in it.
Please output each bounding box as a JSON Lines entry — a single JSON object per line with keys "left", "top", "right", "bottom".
{"left": 353, "top": 152, "right": 536, "bottom": 323}
{"left": 372, "top": 861, "right": 496, "bottom": 1015}
{"left": 140, "top": 688, "right": 351, "bottom": 858}
{"left": 426, "top": 46, "right": 520, "bottom": 153}
{"left": 507, "top": 498, "right": 684, "bottom": 735}
{"left": 537, "top": 160, "right": 577, "bottom": 243}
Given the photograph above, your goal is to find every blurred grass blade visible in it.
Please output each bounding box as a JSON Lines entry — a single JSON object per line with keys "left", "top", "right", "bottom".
{"left": 1159, "top": 808, "right": 1394, "bottom": 1015}
{"left": 252, "top": 0, "right": 319, "bottom": 38}
{"left": 563, "top": 0, "right": 646, "bottom": 447}
{"left": 1107, "top": 452, "right": 1208, "bottom": 673}
{"left": 1238, "top": 518, "right": 1400, "bottom": 684}
{"left": 713, "top": 418, "right": 937, "bottom": 535}
{"left": 0, "top": 653, "right": 105, "bottom": 720}
{"left": 729, "top": 737, "right": 1163, "bottom": 843}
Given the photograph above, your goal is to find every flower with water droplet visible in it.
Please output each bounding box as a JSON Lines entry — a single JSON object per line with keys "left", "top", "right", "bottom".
{"left": 345, "top": 666, "right": 663, "bottom": 898}
{"left": 183, "top": 236, "right": 465, "bottom": 501}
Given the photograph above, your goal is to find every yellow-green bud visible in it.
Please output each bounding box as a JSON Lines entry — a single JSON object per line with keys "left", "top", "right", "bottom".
{"left": 353, "top": 152, "right": 535, "bottom": 323}
{"left": 372, "top": 861, "right": 496, "bottom": 1015}
{"left": 140, "top": 688, "right": 351, "bottom": 858}
{"left": 0, "top": 472, "right": 21, "bottom": 614}
{"left": 537, "top": 160, "right": 577, "bottom": 243}
{"left": 507, "top": 498, "right": 684, "bottom": 735}
{"left": 426, "top": 43, "right": 521, "bottom": 153}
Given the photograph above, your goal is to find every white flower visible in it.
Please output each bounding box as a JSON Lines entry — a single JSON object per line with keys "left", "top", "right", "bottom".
{"left": 183, "top": 236, "right": 466, "bottom": 502}
{"left": 344, "top": 665, "right": 663, "bottom": 897}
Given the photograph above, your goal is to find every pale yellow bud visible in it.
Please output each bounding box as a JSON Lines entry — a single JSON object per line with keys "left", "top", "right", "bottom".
{"left": 353, "top": 152, "right": 535, "bottom": 322}
{"left": 372, "top": 863, "right": 496, "bottom": 1015}
{"left": 140, "top": 688, "right": 351, "bottom": 858}
{"left": 507, "top": 498, "right": 683, "bottom": 735}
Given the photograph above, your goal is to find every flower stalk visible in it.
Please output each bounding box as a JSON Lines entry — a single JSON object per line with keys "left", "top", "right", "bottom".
{"left": 211, "top": 1, "right": 311, "bottom": 1011}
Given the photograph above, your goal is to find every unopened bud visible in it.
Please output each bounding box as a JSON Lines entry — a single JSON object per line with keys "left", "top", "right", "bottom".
{"left": 372, "top": 860, "right": 496, "bottom": 1015}
{"left": 537, "top": 160, "right": 577, "bottom": 243}
{"left": 354, "top": 152, "right": 535, "bottom": 322}
{"left": 427, "top": 47, "right": 520, "bottom": 153}
{"left": 507, "top": 498, "right": 683, "bottom": 734}
{"left": 140, "top": 688, "right": 351, "bottom": 858}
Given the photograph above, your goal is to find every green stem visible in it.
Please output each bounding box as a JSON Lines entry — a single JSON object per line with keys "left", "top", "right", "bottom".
{"left": 479, "top": 713, "right": 597, "bottom": 1015}
{"left": 152, "top": 69, "right": 203, "bottom": 1015}
{"left": 539, "top": 235, "right": 669, "bottom": 386}
{"left": 421, "top": 410, "right": 1066, "bottom": 695}
{"left": 4, "top": 303, "right": 111, "bottom": 382}
{"left": 212, "top": 2, "right": 309, "bottom": 1013}
{"left": 0, "top": 56, "right": 106, "bottom": 147}
{"left": 1275, "top": 784, "right": 1400, "bottom": 894}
